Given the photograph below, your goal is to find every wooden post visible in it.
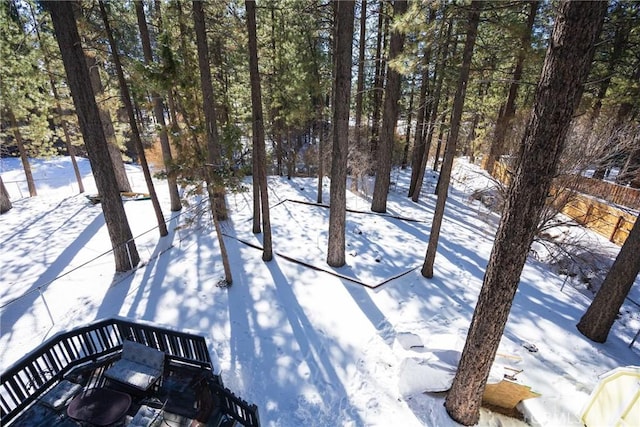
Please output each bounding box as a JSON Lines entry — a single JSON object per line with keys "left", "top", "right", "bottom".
{"left": 611, "top": 215, "right": 624, "bottom": 243}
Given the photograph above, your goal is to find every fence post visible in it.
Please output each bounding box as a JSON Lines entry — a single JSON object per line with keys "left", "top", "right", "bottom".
{"left": 610, "top": 216, "right": 624, "bottom": 243}
{"left": 38, "top": 287, "right": 55, "bottom": 327}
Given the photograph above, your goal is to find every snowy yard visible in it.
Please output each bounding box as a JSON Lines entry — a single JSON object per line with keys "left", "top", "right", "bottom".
{"left": 1, "top": 156, "right": 638, "bottom": 426}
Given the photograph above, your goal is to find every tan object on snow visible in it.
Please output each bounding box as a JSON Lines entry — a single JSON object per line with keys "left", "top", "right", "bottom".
{"left": 482, "top": 379, "right": 541, "bottom": 409}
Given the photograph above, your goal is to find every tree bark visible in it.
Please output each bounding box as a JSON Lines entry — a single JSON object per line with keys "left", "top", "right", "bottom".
{"left": 193, "top": 0, "right": 228, "bottom": 221}
{"left": 408, "top": 62, "right": 430, "bottom": 197}
{"left": 246, "top": 0, "right": 273, "bottom": 262}
{"left": 45, "top": 0, "right": 140, "bottom": 272}
{"left": 99, "top": 1, "right": 168, "bottom": 238}
{"left": 7, "top": 108, "right": 37, "bottom": 197}
{"left": 327, "top": 0, "right": 355, "bottom": 268}
{"left": 0, "top": 176, "right": 12, "bottom": 214}
{"left": 444, "top": 2, "right": 607, "bottom": 425}
{"left": 354, "top": 0, "right": 367, "bottom": 148}
{"left": 135, "top": 0, "right": 181, "bottom": 212}
{"left": 193, "top": 0, "right": 232, "bottom": 284}
{"left": 577, "top": 215, "right": 640, "bottom": 342}
{"left": 369, "top": 0, "right": 389, "bottom": 162}
{"left": 410, "top": 12, "right": 450, "bottom": 202}
{"left": 401, "top": 79, "right": 414, "bottom": 169}
{"left": 422, "top": 2, "right": 481, "bottom": 278}
{"left": 371, "top": 0, "right": 407, "bottom": 213}
{"left": 85, "top": 52, "right": 132, "bottom": 193}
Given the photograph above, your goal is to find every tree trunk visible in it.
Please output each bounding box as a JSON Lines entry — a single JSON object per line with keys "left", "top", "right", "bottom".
{"left": 193, "top": 0, "right": 232, "bottom": 284}
{"left": 7, "top": 108, "right": 37, "bottom": 197}
{"left": 485, "top": 1, "right": 538, "bottom": 175}
{"left": 45, "top": 0, "right": 140, "bottom": 272}
{"left": 408, "top": 61, "right": 431, "bottom": 197}
{"left": 316, "top": 113, "right": 325, "bottom": 203}
{"left": 135, "top": 0, "right": 182, "bottom": 212}
{"left": 0, "top": 176, "right": 12, "bottom": 214}
{"left": 444, "top": 2, "right": 607, "bottom": 425}
{"left": 246, "top": 0, "right": 273, "bottom": 261}
{"left": 422, "top": 2, "right": 481, "bottom": 278}
{"left": 99, "top": 1, "right": 168, "bottom": 238}
{"left": 354, "top": 0, "right": 367, "bottom": 148}
{"left": 85, "top": 52, "right": 132, "bottom": 193}
{"left": 401, "top": 79, "right": 414, "bottom": 169}
{"left": 369, "top": 0, "right": 389, "bottom": 162}
{"left": 410, "top": 12, "right": 450, "bottom": 202}
{"left": 327, "top": 0, "right": 355, "bottom": 268}
{"left": 578, "top": 215, "right": 640, "bottom": 342}
{"left": 193, "top": 0, "right": 228, "bottom": 220}
{"left": 371, "top": 0, "right": 408, "bottom": 213}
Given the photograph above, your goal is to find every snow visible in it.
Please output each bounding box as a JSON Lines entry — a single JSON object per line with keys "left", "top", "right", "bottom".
{"left": 1, "top": 156, "right": 639, "bottom": 427}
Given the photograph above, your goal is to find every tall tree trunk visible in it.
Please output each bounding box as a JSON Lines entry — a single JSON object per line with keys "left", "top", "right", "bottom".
{"left": 432, "top": 122, "right": 446, "bottom": 172}
{"left": 445, "top": 2, "right": 607, "bottom": 424}
{"left": 485, "top": 1, "right": 538, "bottom": 175}
{"left": 369, "top": 0, "right": 389, "bottom": 162}
{"left": 193, "top": 0, "right": 232, "bottom": 284}
{"left": 0, "top": 176, "right": 11, "bottom": 214}
{"left": 371, "top": 0, "right": 408, "bottom": 213}
{"left": 354, "top": 0, "right": 367, "bottom": 148}
{"left": 30, "top": 3, "right": 84, "bottom": 194}
{"left": 401, "top": 79, "right": 414, "bottom": 169}
{"left": 412, "top": 17, "right": 452, "bottom": 202}
{"left": 6, "top": 108, "right": 37, "bottom": 197}
{"left": 246, "top": 0, "right": 273, "bottom": 261}
{"left": 45, "top": 0, "right": 140, "bottom": 272}
{"left": 316, "top": 111, "right": 325, "bottom": 203}
{"left": 578, "top": 215, "right": 640, "bottom": 342}
{"left": 408, "top": 62, "right": 430, "bottom": 196}
{"left": 327, "top": 0, "right": 355, "bottom": 268}
{"left": 269, "top": 5, "right": 284, "bottom": 177}
{"left": 192, "top": 0, "right": 228, "bottom": 220}
{"left": 85, "top": 52, "right": 132, "bottom": 193}
{"left": 99, "top": 1, "right": 167, "bottom": 238}
{"left": 422, "top": 1, "right": 481, "bottom": 278}
{"left": 135, "top": 0, "right": 181, "bottom": 212}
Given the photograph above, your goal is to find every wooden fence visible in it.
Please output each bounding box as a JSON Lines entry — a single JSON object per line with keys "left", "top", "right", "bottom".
{"left": 484, "top": 160, "right": 636, "bottom": 246}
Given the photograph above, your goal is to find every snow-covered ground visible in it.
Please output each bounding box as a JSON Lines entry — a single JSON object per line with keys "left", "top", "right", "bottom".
{"left": 1, "top": 156, "right": 638, "bottom": 426}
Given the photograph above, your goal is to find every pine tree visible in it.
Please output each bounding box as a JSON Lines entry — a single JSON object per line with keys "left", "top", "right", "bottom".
{"left": 327, "top": 0, "right": 355, "bottom": 268}
{"left": 422, "top": 1, "right": 482, "bottom": 278}
{"left": 135, "top": 0, "right": 181, "bottom": 212}
{"left": 444, "top": 2, "right": 607, "bottom": 424}
{"left": 246, "top": 0, "right": 273, "bottom": 262}
{"left": 371, "top": 0, "right": 408, "bottom": 213}
{"left": 44, "top": 0, "right": 140, "bottom": 272}
{"left": 577, "top": 215, "right": 640, "bottom": 342}
{"left": 98, "top": 0, "right": 167, "bottom": 238}
{"left": 193, "top": 0, "right": 232, "bottom": 285}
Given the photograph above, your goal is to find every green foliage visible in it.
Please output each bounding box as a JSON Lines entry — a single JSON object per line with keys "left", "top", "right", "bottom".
{"left": 0, "top": 0, "right": 58, "bottom": 157}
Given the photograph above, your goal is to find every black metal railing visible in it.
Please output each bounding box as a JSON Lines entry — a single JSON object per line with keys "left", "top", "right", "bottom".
{"left": 1, "top": 317, "right": 213, "bottom": 425}
{"left": 213, "top": 382, "right": 261, "bottom": 427}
